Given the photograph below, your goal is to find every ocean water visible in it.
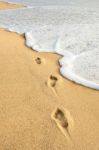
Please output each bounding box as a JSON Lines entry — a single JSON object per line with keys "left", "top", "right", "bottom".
{"left": 0, "top": 0, "right": 99, "bottom": 9}
{"left": 0, "top": 0, "right": 99, "bottom": 89}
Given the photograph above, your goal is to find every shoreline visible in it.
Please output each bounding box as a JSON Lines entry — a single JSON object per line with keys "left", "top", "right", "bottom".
{"left": 1, "top": 1, "right": 99, "bottom": 90}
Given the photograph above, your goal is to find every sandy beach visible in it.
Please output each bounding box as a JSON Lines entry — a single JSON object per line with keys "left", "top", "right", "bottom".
{"left": 0, "top": 1, "right": 22, "bottom": 9}
{"left": 0, "top": 2, "right": 99, "bottom": 150}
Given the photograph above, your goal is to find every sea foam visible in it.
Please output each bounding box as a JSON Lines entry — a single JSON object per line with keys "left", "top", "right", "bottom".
{"left": 0, "top": 0, "right": 99, "bottom": 9}
{"left": 0, "top": 1, "right": 99, "bottom": 89}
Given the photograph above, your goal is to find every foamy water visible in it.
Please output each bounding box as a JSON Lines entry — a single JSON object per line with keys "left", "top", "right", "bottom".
{"left": 0, "top": 0, "right": 99, "bottom": 89}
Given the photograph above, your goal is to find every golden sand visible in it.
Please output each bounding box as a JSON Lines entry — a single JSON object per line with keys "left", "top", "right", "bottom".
{"left": 0, "top": 2, "right": 22, "bottom": 10}
{"left": 0, "top": 2, "right": 99, "bottom": 150}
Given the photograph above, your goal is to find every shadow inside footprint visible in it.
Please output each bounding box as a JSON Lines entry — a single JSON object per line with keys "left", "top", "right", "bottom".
{"left": 54, "top": 108, "right": 68, "bottom": 128}
{"left": 35, "top": 57, "right": 41, "bottom": 64}
{"left": 49, "top": 75, "right": 58, "bottom": 87}
{"left": 51, "top": 107, "right": 74, "bottom": 139}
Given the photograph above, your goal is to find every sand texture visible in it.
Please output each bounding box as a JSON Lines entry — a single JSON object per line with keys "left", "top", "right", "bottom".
{"left": 0, "top": 2, "right": 99, "bottom": 150}
{"left": 0, "top": 1, "right": 22, "bottom": 9}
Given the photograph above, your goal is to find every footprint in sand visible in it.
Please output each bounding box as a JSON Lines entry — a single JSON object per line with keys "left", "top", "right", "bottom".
{"left": 51, "top": 107, "right": 74, "bottom": 140}
{"left": 46, "top": 75, "right": 59, "bottom": 95}
{"left": 48, "top": 75, "right": 58, "bottom": 87}
{"left": 35, "top": 57, "right": 42, "bottom": 64}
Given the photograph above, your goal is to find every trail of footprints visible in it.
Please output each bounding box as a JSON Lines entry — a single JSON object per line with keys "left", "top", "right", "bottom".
{"left": 51, "top": 107, "right": 74, "bottom": 140}
{"left": 35, "top": 56, "right": 58, "bottom": 92}
{"left": 35, "top": 57, "right": 74, "bottom": 139}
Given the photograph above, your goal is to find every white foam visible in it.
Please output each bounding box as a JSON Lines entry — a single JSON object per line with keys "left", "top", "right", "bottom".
{"left": 1, "top": 0, "right": 99, "bottom": 10}
{"left": 25, "top": 25, "right": 61, "bottom": 52}
{"left": 0, "top": 2, "right": 99, "bottom": 89}
{"left": 60, "top": 50, "right": 99, "bottom": 90}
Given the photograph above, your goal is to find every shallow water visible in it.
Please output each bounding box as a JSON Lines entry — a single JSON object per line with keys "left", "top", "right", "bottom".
{"left": 0, "top": 0, "right": 99, "bottom": 89}
{"left": 0, "top": 0, "right": 99, "bottom": 9}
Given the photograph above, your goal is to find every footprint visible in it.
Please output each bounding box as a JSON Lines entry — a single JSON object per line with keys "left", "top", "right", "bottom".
{"left": 54, "top": 108, "right": 69, "bottom": 128}
{"left": 49, "top": 75, "right": 58, "bottom": 87}
{"left": 46, "top": 75, "right": 58, "bottom": 95}
{"left": 51, "top": 107, "right": 74, "bottom": 140}
{"left": 35, "top": 57, "right": 42, "bottom": 64}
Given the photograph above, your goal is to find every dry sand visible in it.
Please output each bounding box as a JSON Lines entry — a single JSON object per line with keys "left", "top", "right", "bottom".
{"left": 0, "top": 1, "right": 22, "bottom": 10}
{"left": 0, "top": 2, "right": 99, "bottom": 150}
